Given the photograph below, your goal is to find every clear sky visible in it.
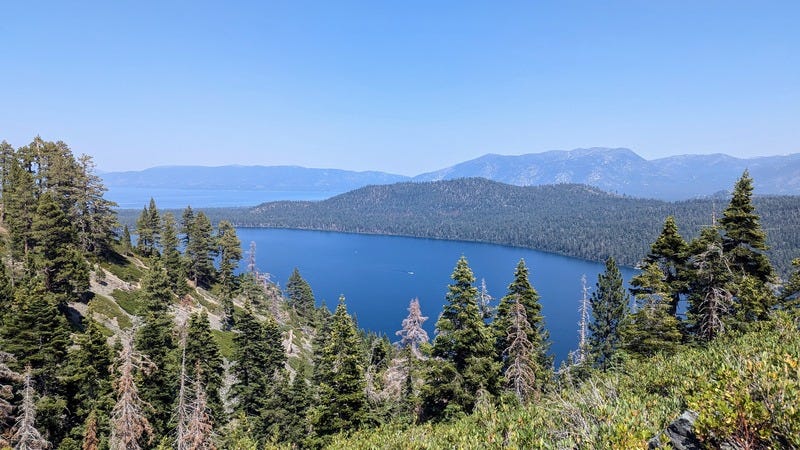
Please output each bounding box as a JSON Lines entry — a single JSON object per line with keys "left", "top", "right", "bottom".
{"left": 1, "top": 1, "right": 798, "bottom": 174}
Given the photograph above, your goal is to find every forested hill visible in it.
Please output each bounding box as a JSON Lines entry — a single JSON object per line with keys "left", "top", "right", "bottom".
{"left": 224, "top": 178, "right": 800, "bottom": 274}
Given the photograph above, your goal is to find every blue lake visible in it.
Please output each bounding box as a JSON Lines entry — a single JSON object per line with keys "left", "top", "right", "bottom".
{"left": 234, "top": 228, "right": 636, "bottom": 365}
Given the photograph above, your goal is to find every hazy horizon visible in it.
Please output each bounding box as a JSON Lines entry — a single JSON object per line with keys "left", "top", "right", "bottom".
{"left": 3, "top": 1, "right": 798, "bottom": 175}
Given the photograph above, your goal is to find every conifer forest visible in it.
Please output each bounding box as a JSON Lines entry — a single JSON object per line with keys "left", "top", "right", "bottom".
{"left": 1, "top": 137, "right": 799, "bottom": 449}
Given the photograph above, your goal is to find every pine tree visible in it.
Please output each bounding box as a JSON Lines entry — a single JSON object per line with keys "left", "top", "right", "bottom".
{"left": 1, "top": 278, "right": 70, "bottom": 392}
{"left": 73, "top": 154, "right": 118, "bottom": 255}
{"left": 630, "top": 216, "right": 688, "bottom": 315}
{"left": 503, "top": 296, "right": 537, "bottom": 403}
{"left": 427, "top": 256, "right": 499, "bottom": 418}
{"left": 12, "top": 367, "right": 50, "bottom": 450}
{"left": 395, "top": 298, "right": 429, "bottom": 358}
{"left": 29, "top": 191, "right": 89, "bottom": 301}
{"left": 686, "top": 227, "right": 734, "bottom": 341}
{"left": 160, "top": 213, "right": 188, "bottom": 296}
{"left": 184, "top": 212, "right": 215, "bottom": 287}
{"left": 135, "top": 199, "right": 160, "bottom": 256}
{"left": 780, "top": 258, "right": 800, "bottom": 311}
{"left": 120, "top": 226, "right": 133, "bottom": 256}
{"left": 621, "top": 262, "right": 683, "bottom": 357}
{"left": 63, "top": 318, "right": 115, "bottom": 445}
{"left": 493, "top": 259, "right": 551, "bottom": 389}
{"left": 4, "top": 155, "right": 37, "bottom": 259}
{"left": 588, "top": 257, "right": 630, "bottom": 370}
{"left": 231, "top": 305, "right": 284, "bottom": 419}
{"left": 312, "top": 296, "right": 367, "bottom": 438}
{"left": 186, "top": 311, "right": 224, "bottom": 423}
{"left": 110, "top": 332, "right": 154, "bottom": 450}
{"left": 286, "top": 268, "right": 315, "bottom": 321}
{"left": 135, "top": 262, "right": 177, "bottom": 439}
{"left": 216, "top": 220, "right": 242, "bottom": 295}
{"left": 719, "top": 170, "right": 774, "bottom": 283}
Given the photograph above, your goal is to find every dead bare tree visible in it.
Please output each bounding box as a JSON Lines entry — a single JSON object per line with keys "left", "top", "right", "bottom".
{"left": 576, "top": 275, "right": 590, "bottom": 365}
{"left": 184, "top": 363, "right": 215, "bottom": 450}
{"left": 81, "top": 412, "right": 99, "bottom": 450}
{"left": 109, "top": 332, "right": 154, "bottom": 450}
{"left": 0, "top": 352, "right": 22, "bottom": 443}
{"left": 176, "top": 323, "right": 191, "bottom": 450}
{"left": 395, "top": 298, "right": 429, "bottom": 358}
{"left": 12, "top": 366, "right": 50, "bottom": 450}
{"left": 503, "top": 297, "right": 537, "bottom": 403}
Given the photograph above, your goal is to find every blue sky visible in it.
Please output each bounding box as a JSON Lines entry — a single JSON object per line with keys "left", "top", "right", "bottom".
{"left": 1, "top": 1, "right": 797, "bottom": 174}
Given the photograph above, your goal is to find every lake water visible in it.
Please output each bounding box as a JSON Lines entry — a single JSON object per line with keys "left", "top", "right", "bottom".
{"left": 235, "top": 228, "right": 636, "bottom": 365}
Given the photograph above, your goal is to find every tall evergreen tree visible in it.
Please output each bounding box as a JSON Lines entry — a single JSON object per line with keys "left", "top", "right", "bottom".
{"left": 426, "top": 256, "right": 498, "bottom": 418}
{"left": 135, "top": 198, "right": 161, "bottom": 256}
{"left": 286, "top": 268, "right": 315, "bottom": 321}
{"left": 30, "top": 191, "right": 89, "bottom": 302}
{"left": 120, "top": 225, "right": 133, "bottom": 256}
{"left": 719, "top": 170, "right": 773, "bottom": 283}
{"left": 231, "top": 305, "right": 285, "bottom": 419}
{"left": 74, "top": 154, "right": 118, "bottom": 255}
{"left": 312, "top": 296, "right": 367, "bottom": 439}
{"left": 135, "top": 261, "right": 177, "bottom": 439}
{"left": 621, "top": 262, "right": 683, "bottom": 357}
{"left": 685, "top": 227, "right": 735, "bottom": 341}
{"left": 630, "top": 216, "right": 688, "bottom": 315}
{"left": 4, "top": 156, "right": 37, "bottom": 259}
{"left": 493, "top": 259, "right": 550, "bottom": 389}
{"left": 63, "top": 318, "right": 115, "bottom": 446}
{"left": 186, "top": 311, "right": 224, "bottom": 424}
{"left": 216, "top": 220, "right": 242, "bottom": 295}
{"left": 184, "top": 212, "right": 215, "bottom": 287}
{"left": 160, "top": 213, "right": 188, "bottom": 296}
{"left": 1, "top": 278, "right": 70, "bottom": 393}
{"left": 588, "top": 257, "right": 630, "bottom": 370}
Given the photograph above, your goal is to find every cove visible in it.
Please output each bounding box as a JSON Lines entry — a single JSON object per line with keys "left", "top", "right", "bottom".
{"left": 235, "top": 228, "right": 637, "bottom": 364}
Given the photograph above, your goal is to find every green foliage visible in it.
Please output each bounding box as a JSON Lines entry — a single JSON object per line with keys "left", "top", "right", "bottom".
{"left": 211, "top": 329, "right": 236, "bottom": 360}
{"left": 310, "top": 296, "right": 368, "bottom": 441}
{"left": 630, "top": 215, "right": 687, "bottom": 315}
{"left": 588, "top": 257, "right": 629, "bottom": 370}
{"left": 286, "top": 267, "right": 316, "bottom": 321}
{"left": 719, "top": 170, "right": 774, "bottom": 282}
{"left": 780, "top": 258, "right": 800, "bottom": 311}
{"left": 159, "top": 212, "right": 189, "bottom": 296}
{"left": 493, "top": 259, "right": 551, "bottom": 393}
{"left": 186, "top": 310, "right": 225, "bottom": 423}
{"left": 111, "top": 288, "right": 144, "bottom": 316}
{"left": 100, "top": 254, "right": 144, "bottom": 283}
{"left": 135, "top": 261, "right": 178, "bottom": 439}
{"left": 426, "top": 256, "right": 499, "bottom": 420}
{"left": 183, "top": 209, "right": 216, "bottom": 287}
{"left": 331, "top": 315, "right": 800, "bottom": 449}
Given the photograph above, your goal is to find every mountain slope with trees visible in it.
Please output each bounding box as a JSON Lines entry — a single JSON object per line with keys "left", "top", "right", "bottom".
{"left": 224, "top": 178, "right": 800, "bottom": 276}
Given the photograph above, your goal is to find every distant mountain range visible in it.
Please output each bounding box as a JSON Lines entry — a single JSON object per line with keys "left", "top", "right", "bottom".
{"left": 102, "top": 148, "right": 800, "bottom": 200}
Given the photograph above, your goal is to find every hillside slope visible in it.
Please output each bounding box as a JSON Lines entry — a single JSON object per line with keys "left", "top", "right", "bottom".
{"left": 224, "top": 178, "right": 800, "bottom": 275}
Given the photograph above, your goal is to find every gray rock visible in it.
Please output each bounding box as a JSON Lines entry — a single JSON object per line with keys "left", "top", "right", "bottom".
{"left": 648, "top": 410, "right": 702, "bottom": 450}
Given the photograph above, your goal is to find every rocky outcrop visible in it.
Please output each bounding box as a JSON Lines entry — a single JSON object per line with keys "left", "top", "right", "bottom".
{"left": 648, "top": 410, "right": 702, "bottom": 450}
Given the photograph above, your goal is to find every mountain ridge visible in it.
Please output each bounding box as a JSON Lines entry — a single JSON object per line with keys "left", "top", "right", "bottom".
{"left": 101, "top": 148, "right": 800, "bottom": 200}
